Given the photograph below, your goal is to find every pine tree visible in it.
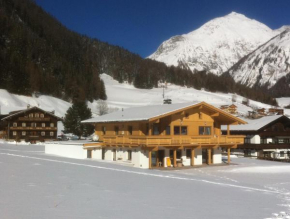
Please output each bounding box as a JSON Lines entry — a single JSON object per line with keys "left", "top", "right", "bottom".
{"left": 63, "top": 101, "right": 94, "bottom": 138}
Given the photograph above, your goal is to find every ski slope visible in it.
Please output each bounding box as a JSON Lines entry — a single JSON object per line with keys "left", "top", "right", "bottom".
{"left": 0, "top": 74, "right": 289, "bottom": 120}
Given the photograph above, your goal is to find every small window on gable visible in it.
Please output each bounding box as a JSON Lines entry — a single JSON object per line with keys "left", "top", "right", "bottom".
{"left": 35, "top": 113, "right": 39, "bottom": 118}
{"left": 40, "top": 114, "right": 44, "bottom": 118}
{"left": 29, "top": 113, "right": 33, "bottom": 118}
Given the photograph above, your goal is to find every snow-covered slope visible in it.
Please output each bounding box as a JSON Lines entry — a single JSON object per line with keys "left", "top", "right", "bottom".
{"left": 1, "top": 74, "right": 289, "bottom": 123}
{"left": 99, "top": 74, "right": 286, "bottom": 116}
{"left": 148, "top": 12, "right": 278, "bottom": 75}
{"left": 229, "top": 30, "right": 290, "bottom": 88}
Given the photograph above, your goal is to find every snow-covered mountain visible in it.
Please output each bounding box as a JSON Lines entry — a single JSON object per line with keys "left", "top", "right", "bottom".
{"left": 148, "top": 12, "right": 278, "bottom": 75}
{"left": 228, "top": 30, "right": 290, "bottom": 88}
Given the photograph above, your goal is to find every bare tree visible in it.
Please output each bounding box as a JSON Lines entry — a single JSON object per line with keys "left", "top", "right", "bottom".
{"left": 96, "top": 100, "right": 109, "bottom": 116}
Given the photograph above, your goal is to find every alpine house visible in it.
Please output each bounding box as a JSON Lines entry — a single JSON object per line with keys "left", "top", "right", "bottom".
{"left": 82, "top": 101, "right": 246, "bottom": 169}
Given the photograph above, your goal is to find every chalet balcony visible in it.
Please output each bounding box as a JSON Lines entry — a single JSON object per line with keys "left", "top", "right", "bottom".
{"left": 10, "top": 127, "right": 57, "bottom": 131}
{"left": 18, "top": 117, "right": 50, "bottom": 122}
{"left": 102, "top": 135, "right": 245, "bottom": 147}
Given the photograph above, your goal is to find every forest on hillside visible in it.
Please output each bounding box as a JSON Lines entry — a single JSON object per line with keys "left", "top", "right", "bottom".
{"left": 0, "top": 0, "right": 277, "bottom": 106}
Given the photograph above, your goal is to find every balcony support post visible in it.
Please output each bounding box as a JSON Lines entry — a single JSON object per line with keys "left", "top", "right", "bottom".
{"left": 227, "top": 125, "right": 230, "bottom": 135}
{"left": 148, "top": 150, "right": 152, "bottom": 169}
{"left": 191, "top": 148, "right": 195, "bottom": 166}
{"left": 207, "top": 149, "right": 212, "bottom": 165}
{"left": 227, "top": 148, "right": 231, "bottom": 164}
{"left": 173, "top": 149, "right": 177, "bottom": 167}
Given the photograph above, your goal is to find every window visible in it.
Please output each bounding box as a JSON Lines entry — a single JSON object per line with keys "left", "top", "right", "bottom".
{"left": 31, "top": 123, "right": 36, "bottom": 127}
{"left": 153, "top": 124, "right": 159, "bottom": 135}
{"left": 22, "top": 131, "right": 26, "bottom": 136}
{"left": 244, "top": 137, "right": 251, "bottom": 144}
{"left": 40, "top": 114, "right": 44, "bottom": 118}
{"left": 13, "top": 122, "right": 17, "bottom": 127}
{"left": 41, "top": 132, "right": 45, "bottom": 136}
{"left": 166, "top": 126, "right": 170, "bottom": 135}
{"left": 41, "top": 123, "right": 46, "bottom": 128}
{"left": 115, "top": 126, "right": 119, "bottom": 135}
{"left": 13, "top": 131, "right": 17, "bottom": 136}
{"left": 260, "top": 138, "right": 267, "bottom": 144}
{"left": 280, "top": 151, "right": 285, "bottom": 157}
{"left": 29, "top": 113, "right": 33, "bottom": 118}
{"left": 50, "top": 123, "right": 54, "bottom": 127}
{"left": 186, "top": 149, "right": 191, "bottom": 159}
{"left": 50, "top": 132, "right": 54, "bottom": 137}
{"left": 128, "top": 150, "right": 132, "bottom": 160}
{"left": 181, "top": 126, "right": 187, "bottom": 135}
{"left": 174, "top": 126, "right": 187, "bottom": 135}
{"left": 22, "top": 123, "right": 26, "bottom": 127}
{"left": 169, "top": 150, "right": 182, "bottom": 159}
{"left": 102, "top": 126, "right": 106, "bottom": 135}
{"left": 199, "top": 126, "right": 211, "bottom": 135}
{"left": 35, "top": 113, "right": 39, "bottom": 118}
{"left": 128, "top": 126, "right": 133, "bottom": 135}
{"left": 174, "top": 126, "right": 180, "bottom": 135}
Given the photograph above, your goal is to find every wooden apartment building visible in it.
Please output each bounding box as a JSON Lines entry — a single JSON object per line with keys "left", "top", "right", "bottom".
{"left": 1, "top": 106, "right": 62, "bottom": 143}
{"left": 82, "top": 102, "right": 246, "bottom": 169}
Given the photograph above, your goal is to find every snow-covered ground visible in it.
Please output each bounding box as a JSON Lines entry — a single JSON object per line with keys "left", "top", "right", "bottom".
{"left": 0, "top": 143, "right": 290, "bottom": 219}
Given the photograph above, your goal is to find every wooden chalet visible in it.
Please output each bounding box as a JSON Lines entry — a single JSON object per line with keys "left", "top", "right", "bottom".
{"left": 1, "top": 106, "right": 62, "bottom": 143}
{"left": 82, "top": 101, "right": 246, "bottom": 169}
{"left": 222, "top": 115, "right": 290, "bottom": 159}
{"left": 220, "top": 104, "right": 237, "bottom": 114}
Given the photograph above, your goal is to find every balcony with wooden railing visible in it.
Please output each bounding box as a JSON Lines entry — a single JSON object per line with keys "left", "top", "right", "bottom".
{"left": 18, "top": 117, "right": 50, "bottom": 122}
{"left": 102, "top": 135, "right": 245, "bottom": 147}
{"left": 10, "top": 127, "right": 57, "bottom": 131}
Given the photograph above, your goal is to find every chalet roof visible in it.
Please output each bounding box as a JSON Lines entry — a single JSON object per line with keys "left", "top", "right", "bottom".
{"left": 221, "top": 115, "right": 285, "bottom": 132}
{"left": 1, "top": 106, "right": 62, "bottom": 121}
{"left": 82, "top": 101, "right": 246, "bottom": 124}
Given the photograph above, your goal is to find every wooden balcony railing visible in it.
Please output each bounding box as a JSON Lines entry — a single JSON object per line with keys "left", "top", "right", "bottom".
{"left": 18, "top": 117, "right": 50, "bottom": 121}
{"left": 10, "top": 127, "right": 57, "bottom": 131}
{"left": 102, "top": 135, "right": 245, "bottom": 146}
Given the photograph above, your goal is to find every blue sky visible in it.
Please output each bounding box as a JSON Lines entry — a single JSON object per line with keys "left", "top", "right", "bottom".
{"left": 35, "top": 0, "right": 290, "bottom": 58}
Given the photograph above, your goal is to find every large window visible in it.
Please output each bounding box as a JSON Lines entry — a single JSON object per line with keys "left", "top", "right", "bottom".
{"left": 153, "top": 124, "right": 159, "bottom": 135}
{"left": 13, "top": 122, "right": 17, "bottom": 127}
{"left": 199, "top": 126, "right": 211, "bottom": 135}
{"left": 50, "top": 132, "right": 54, "bottom": 137}
{"left": 22, "top": 131, "right": 26, "bottom": 136}
{"left": 166, "top": 126, "right": 170, "bottom": 135}
{"left": 50, "top": 123, "right": 54, "bottom": 127}
{"left": 128, "top": 126, "right": 133, "bottom": 135}
{"left": 41, "top": 132, "right": 45, "bottom": 136}
{"left": 13, "top": 131, "right": 17, "bottom": 136}
{"left": 42, "top": 123, "right": 46, "bottom": 128}
{"left": 174, "top": 126, "right": 187, "bottom": 135}
{"left": 22, "top": 123, "right": 26, "bottom": 127}
{"left": 31, "top": 123, "right": 36, "bottom": 127}
{"left": 114, "top": 126, "right": 119, "bottom": 135}
{"left": 186, "top": 149, "right": 191, "bottom": 159}
{"left": 102, "top": 126, "right": 106, "bottom": 135}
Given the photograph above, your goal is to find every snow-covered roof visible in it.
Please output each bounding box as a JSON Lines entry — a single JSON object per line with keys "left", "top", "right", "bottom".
{"left": 1, "top": 106, "right": 62, "bottom": 121}
{"left": 82, "top": 101, "right": 246, "bottom": 124}
{"left": 82, "top": 102, "right": 200, "bottom": 123}
{"left": 221, "top": 115, "right": 284, "bottom": 131}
